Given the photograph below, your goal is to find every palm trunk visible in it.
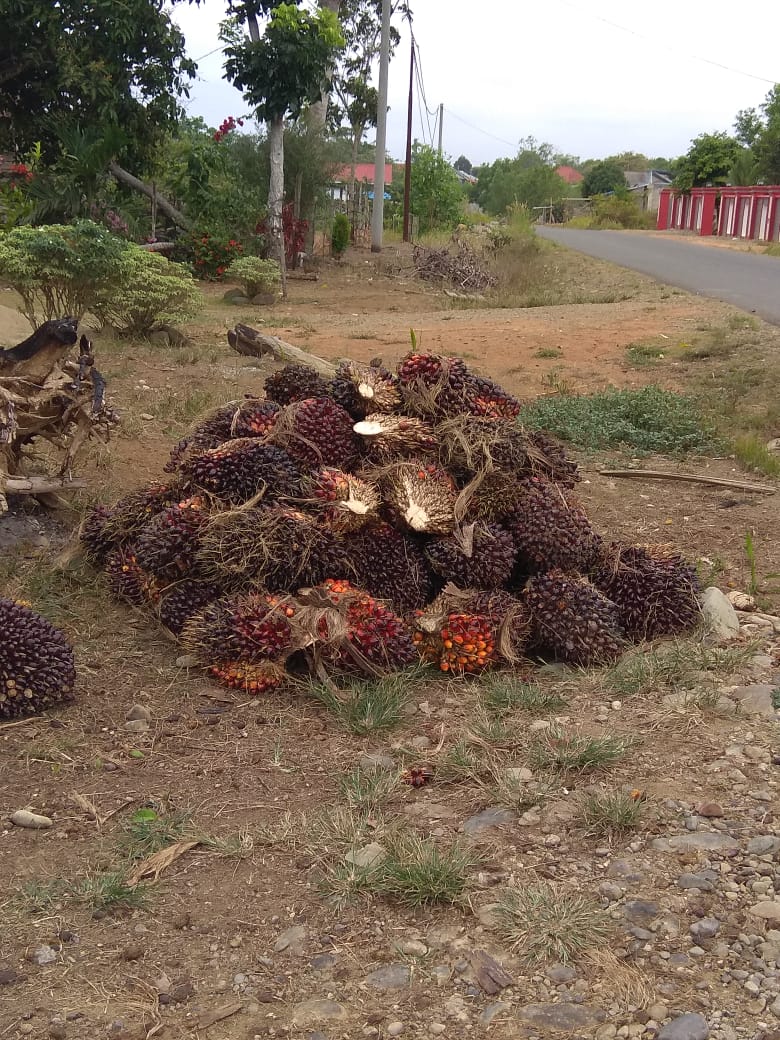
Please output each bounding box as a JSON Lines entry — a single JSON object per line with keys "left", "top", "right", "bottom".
{"left": 349, "top": 122, "right": 364, "bottom": 239}
{"left": 268, "top": 115, "right": 287, "bottom": 298}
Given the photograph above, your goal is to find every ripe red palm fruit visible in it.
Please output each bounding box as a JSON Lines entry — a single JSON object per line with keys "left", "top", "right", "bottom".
{"left": 208, "top": 659, "right": 287, "bottom": 695}
{"left": 0, "top": 598, "right": 76, "bottom": 718}
{"left": 264, "top": 364, "right": 331, "bottom": 405}
{"left": 184, "top": 439, "right": 303, "bottom": 505}
{"left": 105, "top": 547, "right": 160, "bottom": 606}
{"left": 182, "top": 591, "right": 296, "bottom": 664}
{"left": 134, "top": 499, "right": 209, "bottom": 581}
{"left": 346, "top": 522, "right": 432, "bottom": 613}
{"left": 271, "top": 397, "right": 358, "bottom": 470}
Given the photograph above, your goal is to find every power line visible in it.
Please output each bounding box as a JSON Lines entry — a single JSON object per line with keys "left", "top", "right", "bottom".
{"left": 192, "top": 45, "right": 224, "bottom": 62}
{"left": 554, "top": 0, "right": 777, "bottom": 85}
{"left": 446, "top": 108, "right": 518, "bottom": 150}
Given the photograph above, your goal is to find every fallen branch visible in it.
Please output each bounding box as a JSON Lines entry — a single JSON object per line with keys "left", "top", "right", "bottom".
{"left": 227, "top": 324, "right": 336, "bottom": 377}
{"left": 6, "top": 475, "right": 88, "bottom": 495}
{"left": 599, "top": 469, "right": 776, "bottom": 494}
{"left": 108, "top": 162, "right": 191, "bottom": 230}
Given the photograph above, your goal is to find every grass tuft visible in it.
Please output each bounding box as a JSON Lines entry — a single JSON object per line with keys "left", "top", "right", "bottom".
{"left": 494, "top": 882, "right": 611, "bottom": 963}
{"left": 307, "top": 670, "right": 422, "bottom": 734}
{"left": 581, "top": 789, "right": 645, "bottom": 837}
{"left": 480, "top": 674, "right": 567, "bottom": 716}
{"left": 121, "top": 808, "right": 191, "bottom": 860}
{"left": 530, "top": 728, "right": 630, "bottom": 774}
{"left": 377, "top": 834, "right": 477, "bottom": 907}
{"left": 73, "top": 871, "right": 148, "bottom": 911}
{"left": 339, "top": 765, "right": 399, "bottom": 810}
{"left": 519, "top": 385, "right": 722, "bottom": 455}
{"left": 603, "top": 639, "right": 755, "bottom": 698}
{"left": 733, "top": 433, "right": 780, "bottom": 477}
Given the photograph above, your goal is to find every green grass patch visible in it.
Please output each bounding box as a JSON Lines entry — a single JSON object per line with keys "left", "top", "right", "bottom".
{"left": 733, "top": 433, "right": 780, "bottom": 477}
{"left": 307, "top": 670, "right": 423, "bottom": 734}
{"left": 520, "top": 385, "right": 722, "bottom": 454}
{"left": 479, "top": 675, "right": 566, "bottom": 716}
{"left": 580, "top": 789, "right": 645, "bottom": 837}
{"left": 530, "top": 729, "right": 630, "bottom": 774}
{"left": 625, "top": 340, "right": 667, "bottom": 366}
{"left": 493, "top": 882, "right": 612, "bottom": 963}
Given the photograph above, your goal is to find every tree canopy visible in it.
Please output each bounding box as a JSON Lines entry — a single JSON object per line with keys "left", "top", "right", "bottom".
{"left": 673, "top": 131, "right": 741, "bottom": 191}
{"left": 581, "top": 159, "right": 627, "bottom": 198}
{"left": 408, "top": 144, "right": 464, "bottom": 233}
{"left": 473, "top": 140, "right": 567, "bottom": 215}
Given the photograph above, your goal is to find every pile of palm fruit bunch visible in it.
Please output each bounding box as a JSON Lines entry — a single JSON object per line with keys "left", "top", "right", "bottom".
{"left": 80, "top": 349, "right": 701, "bottom": 696}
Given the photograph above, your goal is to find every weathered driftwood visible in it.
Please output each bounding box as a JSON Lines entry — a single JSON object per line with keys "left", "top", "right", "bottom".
{"left": 599, "top": 469, "right": 776, "bottom": 494}
{"left": 227, "top": 324, "right": 336, "bottom": 377}
{"left": 0, "top": 318, "right": 118, "bottom": 512}
{"left": 108, "top": 162, "right": 191, "bottom": 230}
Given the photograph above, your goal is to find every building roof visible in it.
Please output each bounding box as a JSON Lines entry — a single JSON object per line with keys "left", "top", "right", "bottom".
{"left": 555, "top": 165, "right": 584, "bottom": 185}
{"left": 625, "top": 169, "right": 673, "bottom": 189}
{"left": 333, "top": 163, "right": 393, "bottom": 185}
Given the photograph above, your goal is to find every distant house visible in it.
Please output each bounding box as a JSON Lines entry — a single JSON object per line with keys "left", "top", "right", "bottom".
{"left": 555, "top": 165, "right": 584, "bottom": 186}
{"left": 624, "top": 169, "right": 673, "bottom": 213}
{"left": 329, "top": 163, "right": 393, "bottom": 201}
{"left": 454, "top": 168, "right": 478, "bottom": 186}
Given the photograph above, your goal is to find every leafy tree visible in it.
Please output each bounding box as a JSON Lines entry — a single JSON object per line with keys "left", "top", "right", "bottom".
{"left": 409, "top": 144, "right": 463, "bottom": 233}
{"left": 222, "top": 1, "right": 344, "bottom": 290}
{"left": 752, "top": 85, "right": 780, "bottom": 184}
{"left": 729, "top": 148, "right": 760, "bottom": 187}
{"left": 604, "top": 151, "right": 650, "bottom": 171}
{"left": 581, "top": 160, "right": 627, "bottom": 198}
{"left": 0, "top": 0, "right": 199, "bottom": 160}
{"left": 734, "top": 107, "right": 764, "bottom": 149}
{"left": 673, "top": 131, "right": 740, "bottom": 191}
{"left": 454, "top": 155, "right": 473, "bottom": 174}
{"left": 474, "top": 140, "right": 566, "bottom": 215}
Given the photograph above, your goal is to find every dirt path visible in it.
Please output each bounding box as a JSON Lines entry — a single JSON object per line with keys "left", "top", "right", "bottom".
{"left": 1, "top": 249, "right": 779, "bottom": 1040}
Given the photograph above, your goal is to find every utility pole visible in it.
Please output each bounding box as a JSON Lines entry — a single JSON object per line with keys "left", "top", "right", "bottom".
{"left": 371, "top": 0, "right": 392, "bottom": 253}
{"left": 402, "top": 34, "right": 415, "bottom": 242}
{"left": 437, "top": 103, "right": 443, "bottom": 156}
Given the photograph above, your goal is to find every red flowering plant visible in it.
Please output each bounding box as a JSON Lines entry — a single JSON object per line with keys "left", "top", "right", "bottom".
{"left": 213, "top": 115, "right": 245, "bottom": 143}
{"left": 256, "top": 203, "right": 308, "bottom": 268}
{"left": 0, "top": 143, "right": 41, "bottom": 229}
{"left": 179, "top": 230, "right": 244, "bottom": 280}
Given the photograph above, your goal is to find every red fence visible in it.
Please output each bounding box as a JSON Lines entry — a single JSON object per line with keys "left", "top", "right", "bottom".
{"left": 657, "top": 186, "right": 780, "bottom": 242}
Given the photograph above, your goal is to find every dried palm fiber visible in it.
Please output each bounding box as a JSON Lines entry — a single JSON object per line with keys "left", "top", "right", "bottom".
{"left": 425, "top": 522, "right": 516, "bottom": 589}
{"left": 329, "top": 359, "right": 402, "bottom": 418}
{"left": 264, "top": 363, "right": 331, "bottom": 405}
{"left": 504, "top": 478, "right": 602, "bottom": 574}
{"left": 105, "top": 547, "right": 161, "bottom": 606}
{"left": 457, "top": 470, "right": 526, "bottom": 524}
{"left": 345, "top": 522, "right": 432, "bottom": 614}
{"left": 414, "top": 585, "right": 531, "bottom": 671}
{"left": 300, "top": 578, "right": 418, "bottom": 675}
{"left": 268, "top": 396, "right": 359, "bottom": 470}
{"left": 182, "top": 590, "right": 297, "bottom": 664}
{"left": 383, "top": 459, "right": 458, "bottom": 535}
{"left": 133, "top": 497, "right": 210, "bottom": 581}
{"left": 0, "top": 598, "right": 76, "bottom": 718}
{"left": 157, "top": 579, "right": 223, "bottom": 636}
{"left": 183, "top": 439, "right": 303, "bottom": 505}
{"left": 524, "top": 569, "right": 626, "bottom": 666}
{"left": 590, "top": 542, "right": 700, "bottom": 639}
{"left": 352, "top": 413, "right": 438, "bottom": 460}
{"left": 165, "top": 398, "right": 280, "bottom": 472}
{"left": 524, "top": 430, "right": 580, "bottom": 489}
{"left": 208, "top": 659, "right": 287, "bottom": 694}
{"left": 98, "top": 479, "right": 187, "bottom": 546}
{"left": 309, "top": 467, "right": 381, "bottom": 532}
{"left": 195, "top": 506, "right": 353, "bottom": 592}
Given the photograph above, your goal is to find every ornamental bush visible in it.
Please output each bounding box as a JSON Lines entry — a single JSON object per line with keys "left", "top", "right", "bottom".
{"left": 331, "top": 212, "right": 350, "bottom": 259}
{"left": 92, "top": 247, "right": 201, "bottom": 335}
{"left": 225, "top": 256, "right": 281, "bottom": 298}
{"left": 0, "top": 220, "right": 128, "bottom": 328}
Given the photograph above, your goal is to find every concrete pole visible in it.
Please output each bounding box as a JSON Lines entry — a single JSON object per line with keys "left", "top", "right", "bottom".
{"left": 437, "top": 103, "right": 443, "bottom": 156}
{"left": 371, "top": 0, "right": 392, "bottom": 252}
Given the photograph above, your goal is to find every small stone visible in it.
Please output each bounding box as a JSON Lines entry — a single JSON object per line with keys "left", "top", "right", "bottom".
{"left": 28, "top": 944, "right": 58, "bottom": 966}
{"left": 462, "top": 808, "right": 516, "bottom": 836}
{"left": 359, "top": 752, "right": 395, "bottom": 772}
{"left": 504, "top": 766, "right": 533, "bottom": 782}
{"left": 652, "top": 832, "right": 739, "bottom": 853}
{"left": 0, "top": 968, "right": 18, "bottom": 985}
{"left": 429, "top": 1025, "right": 446, "bottom": 1036}
{"left": 124, "top": 719, "right": 149, "bottom": 734}
{"left": 599, "top": 882, "right": 624, "bottom": 902}
{"left": 697, "top": 802, "right": 723, "bottom": 818}
{"left": 401, "top": 940, "right": 427, "bottom": 957}
{"left": 410, "top": 735, "right": 431, "bottom": 750}
{"left": 595, "top": 1027, "right": 618, "bottom": 1040}
{"left": 657, "top": 1012, "right": 710, "bottom": 1040}
{"left": 648, "top": 1004, "right": 669, "bottom": 1023}
{"left": 748, "top": 836, "right": 780, "bottom": 855}
{"left": 364, "top": 964, "right": 411, "bottom": 990}
{"left": 480, "top": 1003, "right": 509, "bottom": 1026}
{"left": 387, "top": 1023, "right": 405, "bottom": 1037}
{"left": 49, "top": 1021, "right": 66, "bottom": 1040}
{"left": 548, "top": 963, "right": 577, "bottom": 982}
{"left": 125, "top": 704, "right": 152, "bottom": 722}
{"left": 528, "top": 719, "right": 551, "bottom": 732}
{"left": 516, "top": 1003, "right": 606, "bottom": 1031}
{"left": 623, "top": 899, "right": 660, "bottom": 924}
{"left": 700, "top": 587, "right": 739, "bottom": 641}
{"left": 689, "top": 917, "right": 720, "bottom": 941}
{"left": 175, "top": 654, "right": 198, "bottom": 668}
{"left": 749, "top": 901, "right": 780, "bottom": 923}
{"left": 677, "top": 873, "right": 714, "bottom": 891}
{"left": 121, "top": 943, "right": 144, "bottom": 961}
{"left": 11, "top": 809, "right": 53, "bottom": 829}
{"left": 345, "top": 843, "right": 386, "bottom": 869}
{"left": 310, "top": 952, "right": 337, "bottom": 971}
{"left": 274, "top": 924, "right": 307, "bottom": 954}
{"left": 729, "top": 683, "right": 777, "bottom": 716}
{"left": 290, "top": 1000, "right": 347, "bottom": 1027}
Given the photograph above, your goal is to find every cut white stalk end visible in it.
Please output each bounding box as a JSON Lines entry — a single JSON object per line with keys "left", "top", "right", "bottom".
{"left": 353, "top": 420, "right": 384, "bottom": 437}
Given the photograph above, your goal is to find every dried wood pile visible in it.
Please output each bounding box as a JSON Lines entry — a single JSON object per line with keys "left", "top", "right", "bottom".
{"left": 412, "top": 243, "right": 497, "bottom": 293}
{"left": 0, "top": 318, "right": 118, "bottom": 512}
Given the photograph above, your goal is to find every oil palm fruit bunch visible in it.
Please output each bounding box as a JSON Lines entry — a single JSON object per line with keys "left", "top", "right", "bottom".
{"left": 524, "top": 569, "right": 625, "bottom": 666}
{"left": 425, "top": 523, "right": 516, "bottom": 589}
{"left": 591, "top": 542, "right": 700, "bottom": 639}
{"left": 264, "top": 364, "right": 331, "bottom": 405}
{"left": 346, "top": 522, "right": 432, "bottom": 613}
{"left": 329, "top": 359, "right": 401, "bottom": 418}
{"left": 525, "top": 430, "right": 580, "bottom": 488}
{"left": 310, "top": 579, "right": 418, "bottom": 674}
{"left": 505, "top": 478, "right": 602, "bottom": 574}
{"left": 397, "top": 353, "right": 474, "bottom": 419}
{"left": 352, "top": 413, "right": 438, "bottom": 460}
{"left": 413, "top": 611, "right": 497, "bottom": 675}
{"left": 466, "top": 374, "right": 522, "bottom": 418}
{"left": 182, "top": 591, "right": 297, "bottom": 665}
{"left": 184, "top": 439, "right": 302, "bottom": 505}
{"left": 207, "top": 659, "right": 287, "bottom": 695}
{"left": 105, "top": 547, "right": 160, "bottom": 606}
{"left": 98, "top": 480, "right": 186, "bottom": 546}
{"left": 158, "top": 579, "right": 222, "bottom": 636}
{"left": 133, "top": 498, "right": 209, "bottom": 581}
{"left": 165, "top": 404, "right": 241, "bottom": 472}
{"left": 80, "top": 504, "right": 118, "bottom": 566}
{"left": 414, "top": 587, "right": 531, "bottom": 672}
{"left": 383, "top": 460, "right": 457, "bottom": 535}
{"left": 0, "top": 598, "right": 76, "bottom": 718}
{"left": 196, "top": 506, "right": 352, "bottom": 592}
{"left": 270, "top": 397, "right": 358, "bottom": 470}
{"left": 310, "top": 467, "right": 381, "bottom": 532}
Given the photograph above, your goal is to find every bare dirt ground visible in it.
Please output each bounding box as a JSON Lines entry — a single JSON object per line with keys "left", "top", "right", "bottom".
{"left": 1, "top": 245, "right": 779, "bottom": 1040}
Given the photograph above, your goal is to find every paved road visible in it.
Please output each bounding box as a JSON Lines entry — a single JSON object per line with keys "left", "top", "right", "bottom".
{"left": 536, "top": 227, "right": 780, "bottom": 325}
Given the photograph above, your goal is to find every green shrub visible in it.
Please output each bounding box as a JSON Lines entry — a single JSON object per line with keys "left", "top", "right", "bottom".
{"left": 178, "top": 229, "right": 245, "bottom": 280}
{"left": 520, "top": 385, "right": 722, "bottom": 455}
{"left": 225, "top": 256, "right": 280, "bottom": 299}
{"left": 92, "top": 248, "right": 201, "bottom": 335}
{"left": 589, "top": 195, "right": 655, "bottom": 230}
{"left": 331, "top": 212, "right": 350, "bottom": 259}
{"left": 0, "top": 220, "right": 128, "bottom": 328}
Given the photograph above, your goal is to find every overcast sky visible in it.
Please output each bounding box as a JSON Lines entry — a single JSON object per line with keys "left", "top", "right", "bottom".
{"left": 172, "top": 0, "right": 779, "bottom": 166}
